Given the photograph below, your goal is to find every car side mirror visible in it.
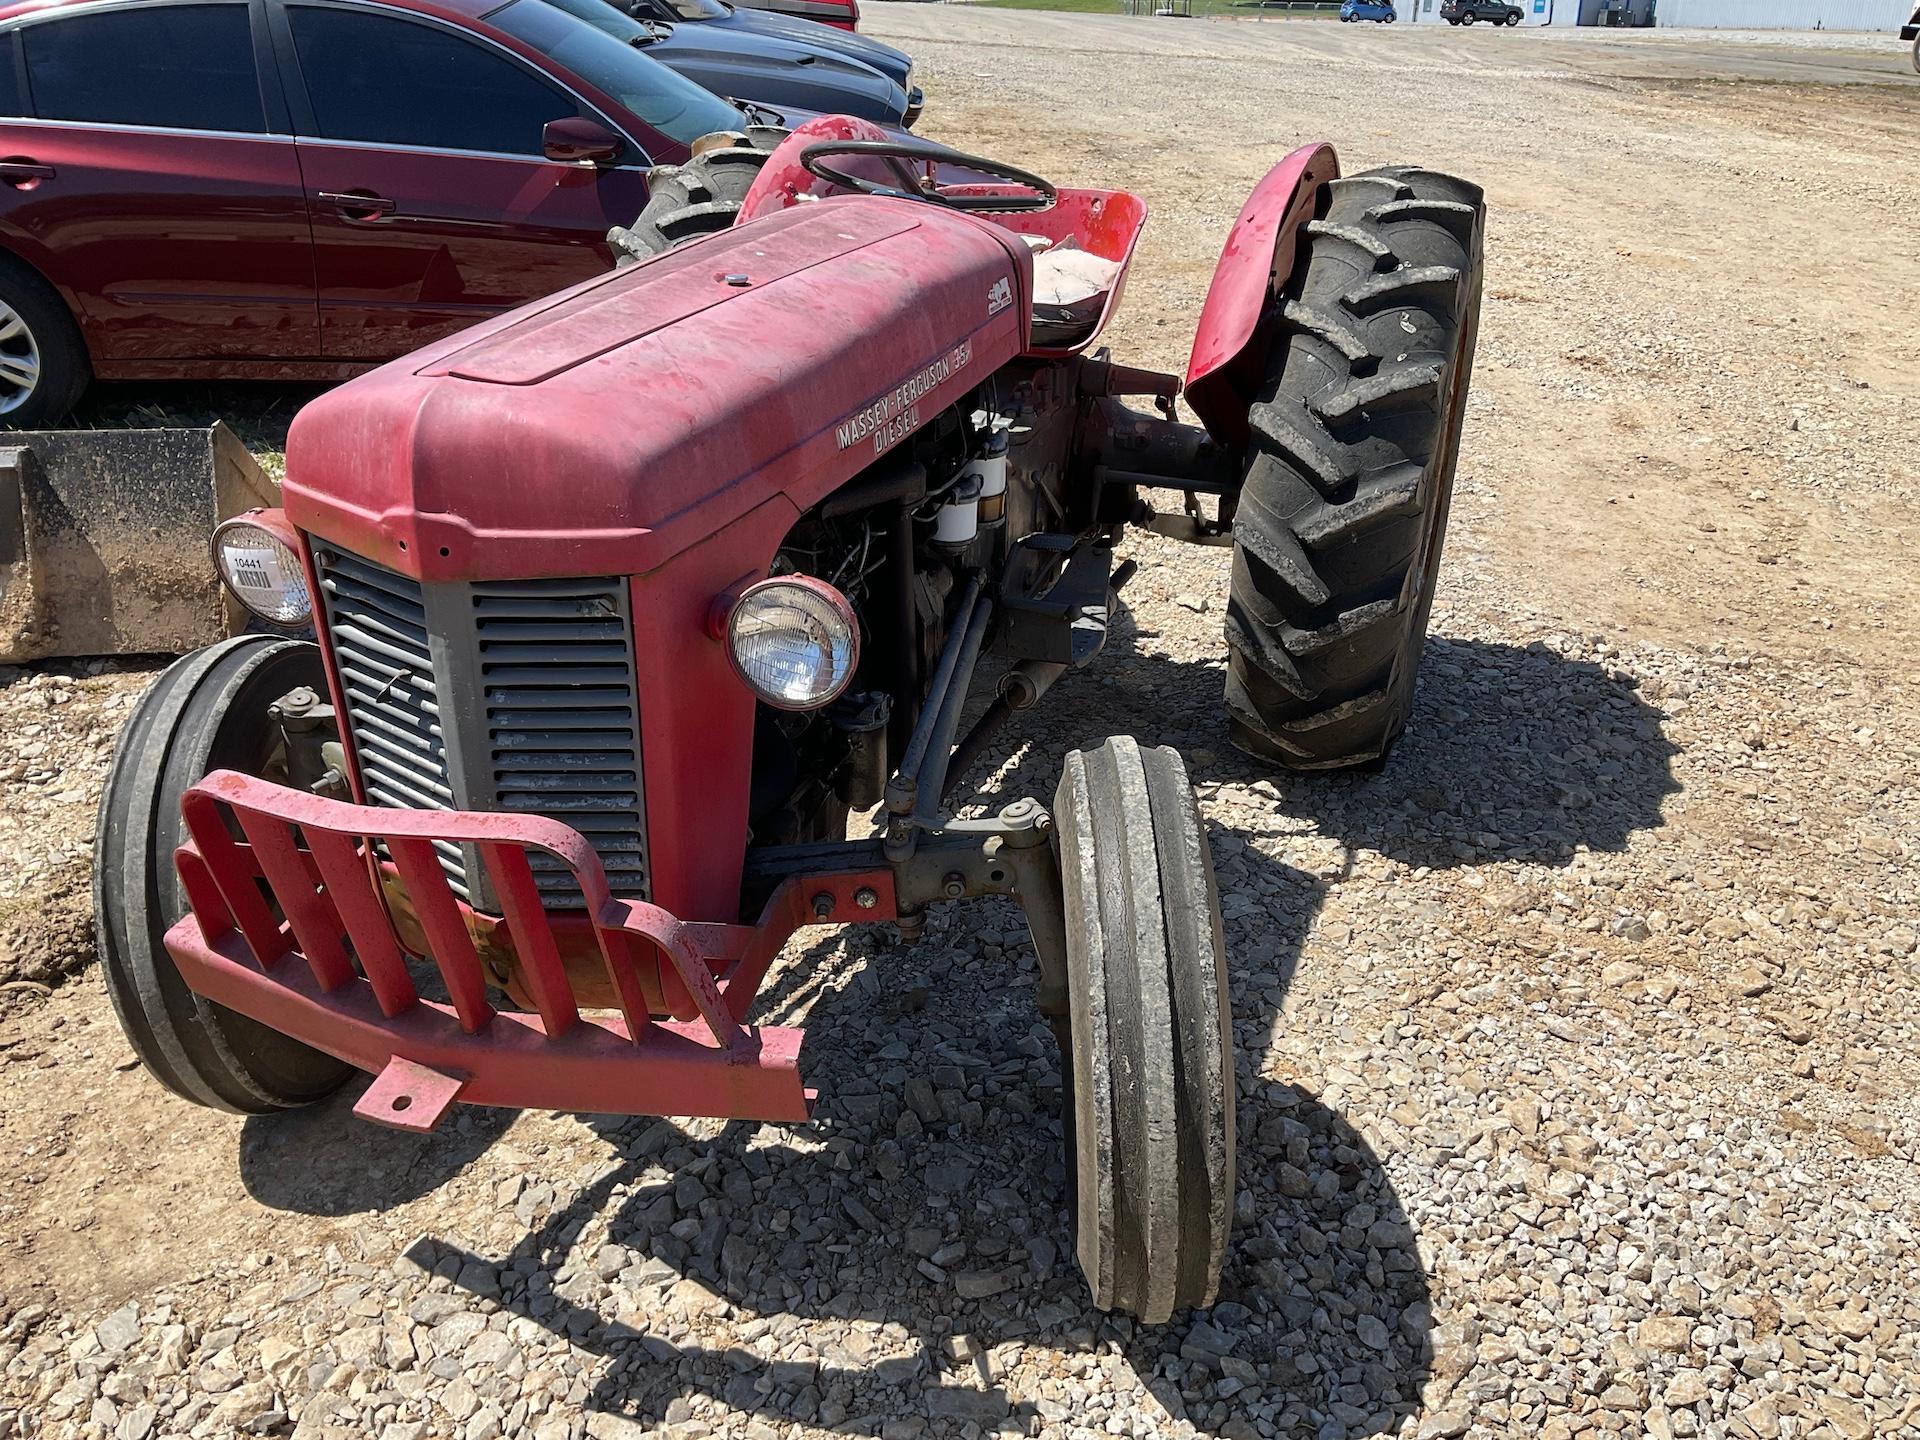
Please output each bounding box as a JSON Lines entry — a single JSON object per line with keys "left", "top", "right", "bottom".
{"left": 544, "top": 117, "right": 623, "bottom": 167}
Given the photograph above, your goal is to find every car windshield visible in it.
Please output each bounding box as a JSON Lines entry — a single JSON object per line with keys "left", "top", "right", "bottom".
{"left": 486, "top": 0, "right": 745, "bottom": 147}
{"left": 668, "top": 0, "right": 731, "bottom": 17}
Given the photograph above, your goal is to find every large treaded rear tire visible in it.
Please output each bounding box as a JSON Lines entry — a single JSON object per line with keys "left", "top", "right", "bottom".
{"left": 607, "top": 128, "right": 785, "bottom": 264}
{"left": 1224, "top": 164, "right": 1485, "bottom": 771}
{"left": 94, "top": 636, "right": 352, "bottom": 1113}
{"left": 1054, "top": 737, "right": 1234, "bottom": 1324}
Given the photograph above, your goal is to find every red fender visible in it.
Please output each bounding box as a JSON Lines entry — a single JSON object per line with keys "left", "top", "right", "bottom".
{"left": 1183, "top": 142, "right": 1341, "bottom": 449}
{"left": 738, "top": 114, "right": 900, "bottom": 223}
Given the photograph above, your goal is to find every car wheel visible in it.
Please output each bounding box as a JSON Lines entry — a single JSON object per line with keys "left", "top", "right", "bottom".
{"left": 0, "top": 254, "right": 90, "bottom": 429}
{"left": 1462, "top": 11, "right": 1476, "bottom": 22}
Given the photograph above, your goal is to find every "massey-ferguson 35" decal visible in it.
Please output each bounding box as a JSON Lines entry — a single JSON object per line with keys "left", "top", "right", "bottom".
{"left": 835, "top": 339, "right": 974, "bottom": 455}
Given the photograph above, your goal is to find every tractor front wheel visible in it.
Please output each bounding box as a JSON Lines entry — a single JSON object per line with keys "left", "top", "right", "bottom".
{"left": 1053, "top": 737, "right": 1234, "bottom": 1323}
{"left": 94, "top": 636, "right": 352, "bottom": 1113}
{"left": 1223, "top": 164, "right": 1485, "bottom": 770}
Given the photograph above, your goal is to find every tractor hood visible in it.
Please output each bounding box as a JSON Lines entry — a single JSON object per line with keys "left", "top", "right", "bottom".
{"left": 283, "top": 198, "right": 1031, "bottom": 583}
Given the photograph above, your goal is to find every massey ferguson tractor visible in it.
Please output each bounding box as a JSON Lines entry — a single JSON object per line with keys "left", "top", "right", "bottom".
{"left": 94, "top": 118, "right": 1482, "bottom": 1322}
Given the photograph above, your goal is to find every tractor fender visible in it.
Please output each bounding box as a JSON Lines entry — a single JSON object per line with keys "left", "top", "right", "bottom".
{"left": 738, "top": 113, "right": 899, "bottom": 223}
{"left": 1183, "top": 142, "right": 1340, "bottom": 449}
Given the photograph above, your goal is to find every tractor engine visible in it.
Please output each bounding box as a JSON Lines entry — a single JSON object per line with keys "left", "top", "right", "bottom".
{"left": 750, "top": 395, "right": 1032, "bottom": 848}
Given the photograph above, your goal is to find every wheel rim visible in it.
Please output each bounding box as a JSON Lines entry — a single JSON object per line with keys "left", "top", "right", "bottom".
{"left": 0, "top": 301, "right": 42, "bottom": 415}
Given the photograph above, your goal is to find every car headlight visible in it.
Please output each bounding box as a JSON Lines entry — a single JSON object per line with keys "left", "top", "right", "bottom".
{"left": 726, "top": 576, "right": 859, "bottom": 711}
{"left": 211, "top": 514, "right": 312, "bottom": 627}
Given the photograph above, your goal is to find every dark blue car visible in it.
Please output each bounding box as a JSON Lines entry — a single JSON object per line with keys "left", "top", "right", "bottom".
{"left": 1340, "top": 0, "right": 1397, "bottom": 20}
{"left": 544, "top": 0, "right": 920, "bottom": 126}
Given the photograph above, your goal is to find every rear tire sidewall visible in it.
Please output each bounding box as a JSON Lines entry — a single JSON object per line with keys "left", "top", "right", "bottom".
{"left": 95, "top": 637, "right": 351, "bottom": 1112}
{"left": 0, "top": 254, "right": 89, "bottom": 430}
{"left": 1390, "top": 285, "right": 1480, "bottom": 722}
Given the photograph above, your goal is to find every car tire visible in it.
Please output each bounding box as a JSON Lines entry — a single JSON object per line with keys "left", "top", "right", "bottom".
{"left": 0, "top": 253, "right": 90, "bottom": 429}
{"left": 1462, "top": 11, "right": 1476, "bottom": 21}
{"left": 1223, "top": 165, "right": 1485, "bottom": 771}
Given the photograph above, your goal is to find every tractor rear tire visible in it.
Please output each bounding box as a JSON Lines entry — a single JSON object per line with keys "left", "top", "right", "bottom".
{"left": 1223, "top": 164, "right": 1484, "bottom": 770}
{"left": 607, "top": 127, "right": 785, "bottom": 264}
{"left": 1053, "top": 737, "right": 1233, "bottom": 1324}
{"left": 94, "top": 636, "right": 353, "bottom": 1113}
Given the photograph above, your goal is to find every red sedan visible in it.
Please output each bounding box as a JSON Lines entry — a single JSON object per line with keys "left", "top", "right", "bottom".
{"left": 0, "top": 0, "right": 760, "bottom": 425}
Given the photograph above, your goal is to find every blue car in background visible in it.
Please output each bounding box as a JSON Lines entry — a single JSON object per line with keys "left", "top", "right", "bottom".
{"left": 1340, "top": 0, "right": 1397, "bottom": 19}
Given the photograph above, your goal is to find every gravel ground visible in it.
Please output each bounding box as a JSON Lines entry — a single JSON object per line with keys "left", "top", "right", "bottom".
{"left": 2, "top": 12, "right": 1918, "bottom": 1440}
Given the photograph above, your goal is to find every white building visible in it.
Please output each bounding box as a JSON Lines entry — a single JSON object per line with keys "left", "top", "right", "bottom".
{"left": 1401, "top": 0, "right": 1907, "bottom": 25}
{"left": 1401, "top": 0, "right": 1653, "bottom": 25}
{"left": 1655, "top": 0, "right": 1910, "bottom": 26}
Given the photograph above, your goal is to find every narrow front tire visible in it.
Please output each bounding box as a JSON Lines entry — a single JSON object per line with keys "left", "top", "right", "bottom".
{"left": 95, "top": 637, "right": 352, "bottom": 1113}
{"left": 1054, "top": 737, "right": 1234, "bottom": 1323}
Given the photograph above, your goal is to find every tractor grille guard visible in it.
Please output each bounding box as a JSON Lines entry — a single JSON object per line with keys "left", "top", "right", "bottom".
{"left": 164, "top": 771, "right": 894, "bottom": 1131}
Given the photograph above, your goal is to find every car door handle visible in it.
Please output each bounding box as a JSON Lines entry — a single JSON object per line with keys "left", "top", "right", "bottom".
{"left": 319, "top": 190, "right": 396, "bottom": 219}
{"left": 0, "top": 159, "right": 55, "bottom": 188}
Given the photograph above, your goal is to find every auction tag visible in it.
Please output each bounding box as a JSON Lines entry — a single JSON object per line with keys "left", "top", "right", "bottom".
{"left": 227, "top": 548, "right": 287, "bottom": 595}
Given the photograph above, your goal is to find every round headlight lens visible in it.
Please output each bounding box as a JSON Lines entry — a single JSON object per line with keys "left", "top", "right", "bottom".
{"left": 727, "top": 576, "right": 859, "bottom": 711}
{"left": 211, "top": 519, "right": 312, "bottom": 626}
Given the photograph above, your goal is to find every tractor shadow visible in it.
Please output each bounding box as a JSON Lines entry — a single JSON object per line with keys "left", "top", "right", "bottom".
{"left": 246, "top": 624, "right": 1671, "bottom": 1435}
{"left": 1018, "top": 617, "right": 1681, "bottom": 872}
{"left": 238, "top": 1096, "right": 518, "bottom": 1216}
{"left": 415, "top": 822, "right": 1434, "bottom": 1436}
{"left": 393, "top": 629, "right": 1674, "bottom": 1435}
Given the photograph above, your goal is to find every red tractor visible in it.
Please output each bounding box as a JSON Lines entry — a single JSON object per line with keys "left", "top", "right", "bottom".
{"left": 94, "top": 118, "right": 1483, "bottom": 1321}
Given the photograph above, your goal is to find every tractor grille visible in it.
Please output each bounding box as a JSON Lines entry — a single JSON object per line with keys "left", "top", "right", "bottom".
{"left": 316, "top": 551, "right": 468, "bottom": 894}
{"left": 473, "top": 579, "right": 649, "bottom": 902}
{"left": 313, "top": 547, "right": 650, "bottom": 905}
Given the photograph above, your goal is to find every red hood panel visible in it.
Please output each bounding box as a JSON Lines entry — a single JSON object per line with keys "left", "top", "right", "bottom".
{"left": 283, "top": 198, "right": 1031, "bottom": 581}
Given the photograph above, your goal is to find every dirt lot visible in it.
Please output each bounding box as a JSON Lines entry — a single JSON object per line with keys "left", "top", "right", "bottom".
{"left": 3, "top": 12, "right": 1917, "bottom": 1440}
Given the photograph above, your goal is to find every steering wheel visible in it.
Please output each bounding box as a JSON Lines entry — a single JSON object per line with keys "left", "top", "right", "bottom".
{"left": 797, "top": 138, "right": 1057, "bottom": 214}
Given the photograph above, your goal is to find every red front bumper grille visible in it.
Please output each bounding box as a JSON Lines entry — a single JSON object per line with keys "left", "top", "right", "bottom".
{"left": 163, "top": 771, "right": 875, "bottom": 1130}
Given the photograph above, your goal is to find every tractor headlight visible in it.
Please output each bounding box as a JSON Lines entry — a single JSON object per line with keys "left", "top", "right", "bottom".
{"left": 211, "top": 515, "right": 312, "bottom": 627}
{"left": 726, "top": 576, "right": 859, "bottom": 711}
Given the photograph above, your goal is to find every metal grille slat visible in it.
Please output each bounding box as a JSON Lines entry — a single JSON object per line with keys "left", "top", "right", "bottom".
{"left": 315, "top": 548, "right": 469, "bottom": 899}
{"left": 314, "top": 548, "right": 648, "bottom": 907}
{"left": 475, "top": 576, "right": 647, "bottom": 901}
